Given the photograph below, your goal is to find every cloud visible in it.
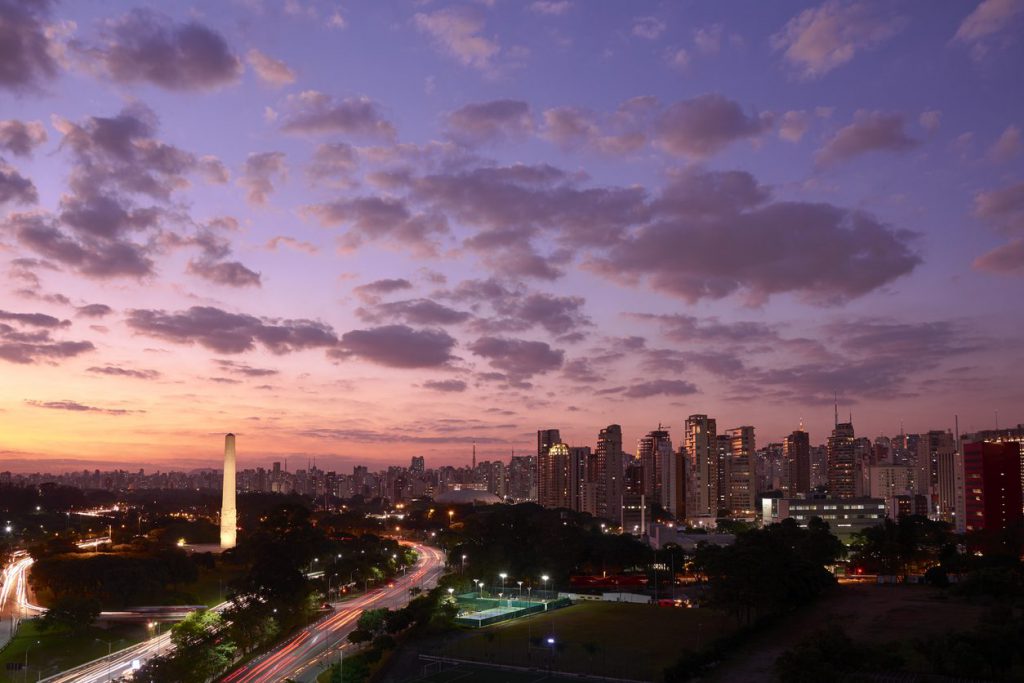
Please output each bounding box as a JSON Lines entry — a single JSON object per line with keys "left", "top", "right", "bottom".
{"left": 213, "top": 359, "right": 278, "bottom": 377}
{"left": 632, "top": 16, "right": 667, "bottom": 40}
{"left": 974, "top": 181, "right": 1024, "bottom": 234}
{"left": 88, "top": 9, "right": 242, "bottom": 90}
{"left": 332, "top": 324, "right": 456, "bottom": 367}
{"left": 587, "top": 169, "right": 920, "bottom": 304}
{"left": 988, "top": 124, "right": 1021, "bottom": 163}
{"left": 239, "top": 151, "right": 286, "bottom": 205}
{"left": 246, "top": 48, "right": 296, "bottom": 85}
{"left": 126, "top": 306, "right": 338, "bottom": 354}
{"left": 280, "top": 91, "right": 396, "bottom": 139}
{"left": 529, "top": 1, "right": 572, "bottom": 16}
{"left": 358, "top": 299, "right": 472, "bottom": 326}
{"left": 654, "top": 94, "right": 773, "bottom": 158}
{"left": 0, "top": 309, "right": 67, "bottom": 328}
{"left": 0, "top": 0, "right": 58, "bottom": 91}
{"left": 86, "top": 365, "right": 160, "bottom": 380}
{"left": 198, "top": 155, "right": 230, "bottom": 184}
{"left": 919, "top": 110, "right": 942, "bottom": 134}
{"left": 445, "top": 100, "right": 533, "bottom": 145}
{"left": 973, "top": 238, "right": 1024, "bottom": 274}
{"left": 414, "top": 7, "right": 500, "bottom": 73}
{"left": 9, "top": 212, "right": 154, "bottom": 279}
{"left": 76, "top": 303, "right": 112, "bottom": 318}
{"left": 305, "top": 196, "right": 448, "bottom": 255}
{"left": 815, "top": 111, "right": 920, "bottom": 166}
{"left": 353, "top": 278, "right": 414, "bottom": 303}
{"left": 778, "top": 110, "right": 810, "bottom": 142}
{"left": 0, "top": 161, "right": 38, "bottom": 205}
{"left": 187, "top": 258, "right": 261, "bottom": 287}
{"left": 265, "top": 235, "right": 318, "bottom": 254}
{"left": 772, "top": 0, "right": 905, "bottom": 79}
{"left": 422, "top": 379, "right": 468, "bottom": 392}
{"left": 694, "top": 24, "right": 724, "bottom": 55}
{"left": 469, "top": 336, "right": 564, "bottom": 379}
{"left": 24, "top": 399, "right": 141, "bottom": 415}
{"left": 621, "top": 379, "right": 699, "bottom": 398}
{"left": 0, "top": 310, "right": 93, "bottom": 364}
{"left": 0, "top": 120, "right": 47, "bottom": 156}
{"left": 307, "top": 142, "right": 358, "bottom": 184}
{"left": 952, "top": 0, "right": 1024, "bottom": 60}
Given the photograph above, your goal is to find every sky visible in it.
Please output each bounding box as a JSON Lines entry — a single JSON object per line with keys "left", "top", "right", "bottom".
{"left": 1, "top": 0, "right": 1022, "bottom": 473}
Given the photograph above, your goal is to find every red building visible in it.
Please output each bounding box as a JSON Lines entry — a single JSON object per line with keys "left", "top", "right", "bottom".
{"left": 963, "top": 441, "right": 1023, "bottom": 533}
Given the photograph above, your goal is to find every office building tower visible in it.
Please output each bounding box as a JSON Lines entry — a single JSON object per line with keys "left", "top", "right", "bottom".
{"left": 539, "top": 442, "right": 572, "bottom": 509}
{"left": 916, "top": 430, "right": 955, "bottom": 510}
{"left": 963, "top": 441, "right": 1023, "bottom": 533}
{"left": 828, "top": 422, "right": 856, "bottom": 499}
{"left": 509, "top": 455, "right": 537, "bottom": 502}
{"left": 597, "top": 424, "right": 624, "bottom": 522}
{"left": 784, "top": 429, "right": 811, "bottom": 495}
{"left": 726, "top": 426, "right": 757, "bottom": 516}
{"left": 685, "top": 414, "right": 718, "bottom": 518}
{"left": 637, "top": 428, "right": 672, "bottom": 506}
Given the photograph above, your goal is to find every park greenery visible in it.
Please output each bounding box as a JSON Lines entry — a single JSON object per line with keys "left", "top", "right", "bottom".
{"left": 131, "top": 501, "right": 417, "bottom": 682}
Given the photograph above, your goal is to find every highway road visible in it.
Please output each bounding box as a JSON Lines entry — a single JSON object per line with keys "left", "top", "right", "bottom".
{"left": 36, "top": 543, "right": 445, "bottom": 683}
{"left": 222, "top": 543, "right": 446, "bottom": 683}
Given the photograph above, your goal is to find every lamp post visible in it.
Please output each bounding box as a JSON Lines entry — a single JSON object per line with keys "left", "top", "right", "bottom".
{"left": 461, "top": 554, "right": 467, "bottom": 574}
{"left": 541, "top": 574, "right": 550, "bottom": 601}
{"left": 517, "top": 581, "right": 523, "bottom": 601}
{"left": 447, "top": 510, "right": 454, "bottom": 528}
{"left": 24, "top": 640, "right": 39, "bottom": 683}
{"left": 499, "top": 573, "right": 507, "bottom": 607}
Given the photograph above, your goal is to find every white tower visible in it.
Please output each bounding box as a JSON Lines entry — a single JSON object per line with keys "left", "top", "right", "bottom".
{"left": 220, "top": 433, "right": 237, "bottom": 548}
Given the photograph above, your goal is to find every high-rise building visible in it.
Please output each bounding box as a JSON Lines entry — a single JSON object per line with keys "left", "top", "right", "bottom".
{"left": 828, "top": 422, "right": 856, "bottom": 499}
{"left": 410, "top": 456, "right": 425, "bottom": 474}
{"left": 685, "top": 414, "right": 718, "bottom": 518}
{"left": 784, "top": 429, "right": 811, "bottom": 495}
{"left": 714, "top": 434, "right": 730, "bottom": 512}
{"left": 936, "top": 450, "right": 963, "bottom": 528}
{"left": 963, "top": 441, "right": 1023, "bottom": 533}
{"left": 637, "top": 428, "right": 671, "bottom": 506}
{"left": 960, "top": 425, "right": 1024, "bottom": 513}
{"left": 596, "top": 425, "right": 624, "bottom": 522}
{"left": 916, "top": 430, "right": 955, "bottom": 511}
{"left": 726, "top": 426, "right": 757, "bottom": 516}
{"left": 539, "top": 442, "right": 572, "bottom": 509}
{"left": 663, "top": 445, "right": 686, "bottom": 519}
{"left": 509, "top": 455, "right": 537, "bottom": 502}
{"left": 569, "top": 446, "right": 593, "bottom": 513}
{"left": 537, "top": 429, "right": 561, "bottom": 459}
{"left": 220, "top": 433, "right": 237, "bottom": 548}
{"left": 868, "top": 465, "right": 914, "bottom": 499}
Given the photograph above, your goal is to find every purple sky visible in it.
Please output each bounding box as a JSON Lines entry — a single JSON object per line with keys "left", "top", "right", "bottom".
{"left": 1, "top": 0, "right": 1022, "bottom": 472}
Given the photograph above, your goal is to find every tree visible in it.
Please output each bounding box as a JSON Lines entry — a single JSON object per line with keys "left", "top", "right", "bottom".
{"left": 171, "top": 609, "right": 224, "bottom": 650}
{"left": 40, "top": 595, "right": 100, "bottom": 634}
{"left": 348, "top": 628, "right": 372, "bottom": 647}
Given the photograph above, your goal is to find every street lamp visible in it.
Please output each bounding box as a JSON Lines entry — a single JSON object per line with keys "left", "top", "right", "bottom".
{"left": 499, "top": 573, "right": 507, "bottom": 606}
{"left": 541, "top": 574, "right": 550, "bottom": 603}
{"left": 517, "top": 581, "right": 523, "bottom": 601}
{"left": 461, "top": 554, "right": 467, "bottom": 574}
{"left": 447, "top": 510, "right": 454, "bottom": 528}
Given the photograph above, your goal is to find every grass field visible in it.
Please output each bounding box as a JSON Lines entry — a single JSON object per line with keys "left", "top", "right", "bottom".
{"left": 0, "top": 619, "right": 147, "bottom": 683}
{"left": 444, "top": 601, "right": 734, "bottom": 682}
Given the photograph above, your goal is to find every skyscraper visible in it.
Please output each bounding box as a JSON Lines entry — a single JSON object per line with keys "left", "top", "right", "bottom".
{"left": 539, "top": 442, "right": 572, "bottom": 509}
{"left": 537, "top": 429, "right": 561, "bottom": 459}
{"left": 726, "top": 426, "right": 757, "bottom": 515}
{"left": 685, "top": 414, "right": 718, "bottom": 518}
{"left": 916, "top": 430, "right": 956, "bottom": 513}
{"left": 509, "top": 455, "right": 537, "bottom": 502}
{"left": 220, "top": 433, "right": 237, "bottom": 548}
{"left": 784, "top": 428, "right": 811, "bottom": 495}
{"left": 637, "top": 428, "right": 671, "bottom": 505}
{"left": 963, "top": 441, "right": 1023, "bottom": 533}
{"left": 828, "top": 422, "right": 856, "bottom": 499}
{"left": 597, "top": 424, "right": 624, "bottom": 522}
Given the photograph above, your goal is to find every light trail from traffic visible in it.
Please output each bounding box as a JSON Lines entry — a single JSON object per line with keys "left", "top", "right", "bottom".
{"left": 222, "top": 543, "right": 446, "bottom": 683}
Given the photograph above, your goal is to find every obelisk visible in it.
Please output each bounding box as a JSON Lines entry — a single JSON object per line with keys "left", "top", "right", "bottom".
{"left": 220, "top": 433, "right": 237, "bottom": 548}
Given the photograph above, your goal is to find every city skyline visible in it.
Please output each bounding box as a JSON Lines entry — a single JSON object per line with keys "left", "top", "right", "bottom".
{"left": 1, "top": 1, "right": 1023, "bottom": 470}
